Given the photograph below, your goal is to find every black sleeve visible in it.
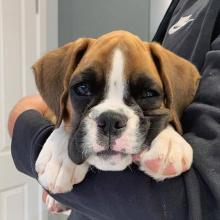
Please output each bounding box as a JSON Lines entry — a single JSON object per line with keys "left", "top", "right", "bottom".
{"left": 11, "top": 110, "right": 54, "bottom": 178}
{"left": 11, "top": 110, "right": 190, "bottom": 220}
{"left": 152, "top": 0, "right": 180, "bottom": 42}
{"left": 181, "top": 33, "right": 220, "bottom": 219}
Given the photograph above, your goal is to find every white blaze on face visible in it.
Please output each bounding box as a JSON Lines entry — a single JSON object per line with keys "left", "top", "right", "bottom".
{"left": 83, "top": 48, "right": 142, "bottom": 171}
{"left": 87, "top": 48, "right": 127, "bottom": 118}
{"left": 106, "top": 49, "right": 125, "bottom": 101}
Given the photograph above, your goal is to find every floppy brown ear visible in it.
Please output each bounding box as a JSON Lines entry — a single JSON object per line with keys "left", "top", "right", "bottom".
{"left": 148, "top": 42, "right": 200, "bottom": 134}
{"left": 32, "top": 38, "right": 95, "bottom": 126}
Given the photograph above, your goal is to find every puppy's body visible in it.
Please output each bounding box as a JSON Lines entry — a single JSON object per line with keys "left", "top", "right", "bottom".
{"left": 34, "top": 31, "right": 200, "bottom": 195}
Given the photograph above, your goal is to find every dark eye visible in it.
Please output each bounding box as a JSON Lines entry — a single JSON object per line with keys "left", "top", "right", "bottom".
{"left": 141, "top": 89, "right": 159, "bottom": 98}
{"left": 73, "top": 83, "right": 92, "bottom": 96}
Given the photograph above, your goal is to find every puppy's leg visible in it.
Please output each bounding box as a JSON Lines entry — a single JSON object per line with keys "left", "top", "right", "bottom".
{"left": 138, "top": 124, "right": 193, "bottom": 181}
{"left": 35, "top": 125, "right": 89, "bottom": 193}
{"left": 46, "top": 194, "right": 70, "bottom": 214}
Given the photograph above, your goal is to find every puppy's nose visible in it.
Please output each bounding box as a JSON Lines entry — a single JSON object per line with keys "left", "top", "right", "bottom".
{"left": 97, "top": 111, "right": 128, "bottom": 135}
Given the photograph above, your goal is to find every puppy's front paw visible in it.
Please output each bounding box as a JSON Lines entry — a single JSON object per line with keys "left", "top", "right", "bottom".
{"left": 35, "top": 126, "right": 89, "bottom": 193}
{"left": 139, "top": 125, "right": 192, "bottom": 181}
{"left": 46, "top": 194, "right": 69, "bottom": 214}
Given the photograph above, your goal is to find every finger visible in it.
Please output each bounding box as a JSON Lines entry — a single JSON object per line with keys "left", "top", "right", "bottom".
{"left": 42, "top": 190, "right": 48, "bottom": 203}
{"left": 46, "top": 195, "right": 54, "bottom": 211}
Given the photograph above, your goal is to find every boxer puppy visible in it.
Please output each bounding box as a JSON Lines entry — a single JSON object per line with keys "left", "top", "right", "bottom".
{"left": 33, "top": 31, "right": 200, "bottom": 195}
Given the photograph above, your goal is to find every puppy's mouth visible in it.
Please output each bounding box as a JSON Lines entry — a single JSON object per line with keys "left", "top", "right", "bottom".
{"left": 96, "top": 149, "right": 127, "bottom": 159}
{"left": 87, "top": 148, "right": 133, "bottom": 171}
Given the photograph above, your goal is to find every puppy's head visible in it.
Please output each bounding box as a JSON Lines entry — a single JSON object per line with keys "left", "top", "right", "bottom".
{"left": 33, "top": 31, "right": 200, "bottom": 171}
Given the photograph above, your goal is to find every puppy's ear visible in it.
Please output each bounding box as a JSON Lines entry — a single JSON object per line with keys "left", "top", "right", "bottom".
{"left": 148, "top": 42, "right": 200, "bottom": 133}
{"left": 32, "top": 38, "right": 95, "bottom": 126}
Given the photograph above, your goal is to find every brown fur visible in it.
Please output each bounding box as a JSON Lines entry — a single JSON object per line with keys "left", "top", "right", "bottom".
{"left": 32, "top": 30, "right": 200, "bottom": 133}
{"left": 148, "top": 43, "right": 200, "bottom": 133}
{"left": 32, "top": 38, "right": 95, "bottom": 126}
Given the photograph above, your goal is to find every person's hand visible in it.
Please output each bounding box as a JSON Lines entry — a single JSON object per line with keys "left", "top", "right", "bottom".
{"left": 133, "top": 125, "right": 193, "bottom": 180}
{"left": 42, "top": 190, "right": 70, "bottom": 213}
{"left": 8, "top": 95, "right": 49, "bottom": 137}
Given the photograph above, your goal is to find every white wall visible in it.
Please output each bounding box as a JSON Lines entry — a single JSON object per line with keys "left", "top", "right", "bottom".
{"left": 150, "top": 0, "right": 172, "bottom": 39}
{"left": 47, "top": 0, "right": 58, "bottom": 50}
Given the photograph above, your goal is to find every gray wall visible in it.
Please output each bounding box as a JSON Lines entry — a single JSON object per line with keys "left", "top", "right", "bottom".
{"left": 58, "top": 0, "right": 150, "bottom": 46}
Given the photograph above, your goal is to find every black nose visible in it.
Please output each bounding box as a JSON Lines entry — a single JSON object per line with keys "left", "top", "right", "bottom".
{"left": 97, "top": 111, "right": 128, "bottom": 135}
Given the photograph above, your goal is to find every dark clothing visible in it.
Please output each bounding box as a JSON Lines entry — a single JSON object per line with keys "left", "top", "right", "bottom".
{"left": 158, "top": 0, "right": 220, "bottom": 219}
{"left": 11, "top": 0, "right": 220, "bottom": 219}
{"left": 12, "top": 110, "right": 189, "bottom": 220}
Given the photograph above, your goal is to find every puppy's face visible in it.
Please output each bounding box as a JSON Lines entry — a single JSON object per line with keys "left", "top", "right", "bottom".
{"left": 33, "top": 31, "right": 200, "bottom": 171}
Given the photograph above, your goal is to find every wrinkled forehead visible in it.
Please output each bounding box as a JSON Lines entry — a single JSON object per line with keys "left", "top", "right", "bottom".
{"left": 73, "top": 32, "right": 163, "bottom": 88}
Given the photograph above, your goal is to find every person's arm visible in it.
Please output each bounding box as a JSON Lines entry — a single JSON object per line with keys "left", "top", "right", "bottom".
{"left": 9, "top": 95, "right": 54, "bottom": 177}
{"left": 180, "top": 33, "right": 220, "bottom": 219}
{"left": 10, "top": 97, "right": 189, "bottom": 220}
{"left": 8, "top": 95, "right": 49, "bottom": 136}
{"left": 10, "top": 30, "right": 220, "bottom": 218}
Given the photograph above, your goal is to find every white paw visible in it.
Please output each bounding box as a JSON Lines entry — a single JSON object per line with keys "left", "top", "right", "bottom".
{"left": 35, "top": 125, "right": 89, "bottom": 193}
{"left": 46, "top": 194, "right": 69, "bottom": 214}
{"left": 139, "top": 125, "right": 193, "bottom": 181}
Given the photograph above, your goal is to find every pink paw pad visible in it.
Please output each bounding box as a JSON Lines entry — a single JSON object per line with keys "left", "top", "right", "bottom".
{"left": 144, "top": 158, "right": 161, "bottom": 172}
{"left": 163, "top": 163, "right": 177, "bottom": 175}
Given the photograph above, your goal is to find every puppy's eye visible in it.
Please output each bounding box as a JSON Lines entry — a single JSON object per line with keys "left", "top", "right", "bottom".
{"left": 141, "top": 89, "right": 159, "bottom": 98}
{"left": 73, "top": 83, "right": 92, "bottom": 96}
